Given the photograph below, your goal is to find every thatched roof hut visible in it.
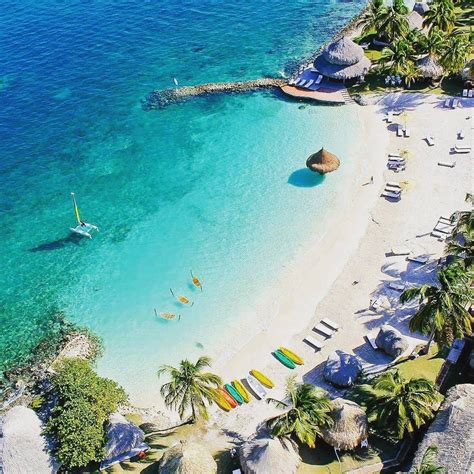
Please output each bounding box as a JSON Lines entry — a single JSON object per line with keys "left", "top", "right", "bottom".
{"left": 375, "top": 325, "right": 408, "bottom": 358}
{"left": 321, "top": 398, "right": 368, "bottom": 450}
{"left": 99, "top": 413, "right": 149, "bottom": 470}
{"left": 407, "top": 11, "right": 424, "bottom": 30}
{"left": 306, "top": 148, "right": 340, "bottom": 175}
{"left": 323, "top": 350, "right": 362, "bottom": 387}
{"left": 159, "top": 440, "right": 217, "bottom": 474}
{"left": 416, "top": 55, "right": 444, "bottom": 79}
{"left": 240, "top": 433, "right": 301, "bottom": 474}
{"left": 461, "top": 59, "right": 474, "bottom": 81}
{"left": 0, "top": 406, "right": 58, "bottom": 474}
{"left": 410, "top": 384, "right": 474, "bottom": 473}
{"left": 313, "top": 36, "right": 371, "bottom": 81}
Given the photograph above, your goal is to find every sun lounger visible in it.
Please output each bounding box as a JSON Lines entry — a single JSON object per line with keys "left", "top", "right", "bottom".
{"left": 386, "top": 181, "right": 401, "bottom": 188}
{"left": 297, "top": 79, "right": 307, "bottom": 87}
{"left": 388, "top": 153, "right": 401, "bottom": 158}
{"left": 425, "top": 136, "right": 435, "bottom": 146}
{"left": 391, "top": 245, "right": 411, "bottom": 255}
{"left": 438, "top": 161, "right": 456, "bottom": 168}
{"left": 453, "top": 145, "right": 471, "bottom": 153}
{"left": 469, "top": 90, "right": 473, "bottom": 98}
{"left": 304, "top": 335, "right": 325, "bottom": 350}
{"left": 321, "top": 318, "right": 340, "bottom": 331}
{"left": 315, "top": 74, "right": 323, "bottom": 85}
{"left": 392, "top": 109, "right": 402, "bottom": 115}
{"left": 382, "top": 191, "right": 401, "bottom": 200}
{"left": 396, "top": 125, "right": 403, "bottom": 137}
{"left": 388, "top": 156, "right": 404, "bottom": 163}
{"left": 366, "top": 334, "right": 378, "bottom": 350}
{"left": 433, "top": 223, "right": 455, "bottom": 234}
{"left": 386, "top": 112, "right": 393, "bottom": 123}
{"left": 404, "top": 128, "right": 410, "bottom": 138}
{"left": 313, "top": 323, "right": 334, "bottom": 338}
{"left": 452, "top": 99, "right": 459, "bottom": 109}
{"left": 463, "top": 89, "right": 468, "bottom": 97}
{"left": 458, "top": 130, "right": 465, "bottom": 140}
{"left": 388, "top": 281, "right": 405, "bottom": 291}
{"left": 385, "top": 185, "right": 401, "bottom": 193}
{"left": 407, "top": 255, "right": 429, "bottom": 264}
{"left": 439, "top": 216, "right": 453, "bottom": 224}
{"left": 431, "top": 230, "right": 447, "bottom": 240}
{"left": 444, "top": 98, "right": 451, "bottom": 108}
{"left": 388, "top": 163, "right": 406, "bottom": 172}
{"left": 304, "top": 79, "right": 315, "bottom": 89}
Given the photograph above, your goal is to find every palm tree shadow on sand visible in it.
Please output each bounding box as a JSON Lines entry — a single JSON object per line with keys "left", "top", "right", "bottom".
{"left": 288, "top": 168, "right": 325, "bottom": 188}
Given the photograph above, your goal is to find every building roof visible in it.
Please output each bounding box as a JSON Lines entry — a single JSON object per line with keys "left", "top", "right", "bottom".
{"left": 323, "top": 350, "right": 362, "bottom": 387}
{"left": 417, "top": 55, "right": 444, "bottom": 78}
{"left": 0, "top": 406, "right": 58, "bottom": 474}
{"left": 375, "top": 325, "right": 408, "bottom": 358}
{"left": 313, "top": 36, "right": 371, "bottom": 80}
{"left": 159, "top": 440, "right": 217, "bottom": 474}
{"left": 407, "top": 11, "right": 424, "bottom": 30}
{"left": 410, "top": 384, "right": 474, "bottom": 473}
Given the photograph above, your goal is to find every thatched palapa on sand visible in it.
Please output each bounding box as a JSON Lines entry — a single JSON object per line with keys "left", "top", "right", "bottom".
{"left": 313, "top": 36, "right": 371, "bottom": 81}
{"left": 306, "top": 148, "right": 340, "bottom": 175}
{"left": 416, "top": 55, "right": 444, "bottom": 79}
{"left": 240, "top": 433, "right": 301, "bottom": 474}
{"left": 100, "top": 413, "right": 149, "bottom": 470}
{"left": 159, "top": 440, "right": 217, "bottom": 474}
{"left": 0, "top": 406, "right": 58, "bottom": 474}
{"left": 375, "top": 325, "right": 408, "bottom": 358}
{"left": 321, "top": 398, "right": 368, "bottom": 450}
{"left": 323, "top": 350, "right": 362, "bottom": 387}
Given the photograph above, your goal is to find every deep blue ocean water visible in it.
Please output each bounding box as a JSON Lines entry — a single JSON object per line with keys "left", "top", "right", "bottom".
{"left": 0, "top": 0, "right": 365, "bottom": 402}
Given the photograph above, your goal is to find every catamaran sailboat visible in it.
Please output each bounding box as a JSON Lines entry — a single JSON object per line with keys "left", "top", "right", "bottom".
{"left": 69, "top": 192, "right": 99, "bottom": 239}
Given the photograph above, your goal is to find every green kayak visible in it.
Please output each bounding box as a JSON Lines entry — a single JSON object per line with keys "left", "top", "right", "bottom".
{"left": 274, "top": 349, "right": 296, "bottom": 369}
{"left": 224, "top": 383, "right": 244, "bottom": 404}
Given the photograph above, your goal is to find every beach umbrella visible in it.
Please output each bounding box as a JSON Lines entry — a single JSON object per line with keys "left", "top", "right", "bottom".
{"left": 321, "top": 398, "right": 368, "bottom": 451}
{"left": 306, "top": 148, "right": 340, "bottom": 175}
{"left": 323, "top": 350, "right": 362, "bottom": 387}
{"left": 159, "top": 440, "right": 217, "bottom": 474}
{"left": 375, "top": 325, "right": 409, "bottom": 358}
{"left": 1, "top": 406, "right": 58, "bottom": 473}
{"left": 240, "top": 433, "right": 301, "bottom": 474}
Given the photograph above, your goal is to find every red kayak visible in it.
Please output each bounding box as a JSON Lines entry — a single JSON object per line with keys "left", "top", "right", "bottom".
{"left": 218, "top": 387, "right": 238, "bottom": 408}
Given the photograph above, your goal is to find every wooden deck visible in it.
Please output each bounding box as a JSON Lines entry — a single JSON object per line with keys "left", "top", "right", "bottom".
{"left": 280, "top": 85, "right": 346, "bottom": 104}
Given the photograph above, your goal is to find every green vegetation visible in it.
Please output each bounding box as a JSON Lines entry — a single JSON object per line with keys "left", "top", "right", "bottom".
{"left": 266, "top": 376, "right": 333, "bottom": 448}
{"left": 46, "top": 358, "right": 127, "bottom": 469}
{"left": 157, "top": 356, "right": 222, "bottom": 422}
{"left": 413, "top": 446, "right": 445, "bottom": 474}
{"left": 395, "top": 345, "right": 445, "bottom": 383}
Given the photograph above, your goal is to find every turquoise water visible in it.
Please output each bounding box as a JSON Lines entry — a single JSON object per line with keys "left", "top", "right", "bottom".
{"left": 0, "top": 0, "right": 365, "bottom": 402}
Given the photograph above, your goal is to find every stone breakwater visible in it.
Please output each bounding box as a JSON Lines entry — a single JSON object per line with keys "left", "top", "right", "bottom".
{"left": 144, "top": 77, "right": 287, "bottom": 109}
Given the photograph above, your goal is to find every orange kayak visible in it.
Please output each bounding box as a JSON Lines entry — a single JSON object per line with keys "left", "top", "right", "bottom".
{"left": 218, "top": 387, "right": 238, "bottom": 408}
{"left": 213, "top": 390, "right": 232, "bottom": 412}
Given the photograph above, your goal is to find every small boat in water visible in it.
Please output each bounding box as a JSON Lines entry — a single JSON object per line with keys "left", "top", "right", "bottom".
{"left": 232, "top": 379, "right": 251, "bottom": 402}
{"left": 246, "top": 375, "right": 267, "bottom": 399}
{"left": 274, "top": 350, "right": 296, "bottom": 369}
{"left": 69, "top": 193, "right": 99, "bottom": 239}
{"left": 279, "top": 347, "right": 304, "bottom": 365}
{"left": 250, "top": 369, "right": 274, "bottom": 388}
{"left": 170, "top": 288, "right": 192, "bottom": 305}
{"left": 224, "top": 383, "right": 244, "bottom": 405}
{"left": 190, "top": 270, "right": 202, "bottom": 291}
{"left": 218, "top": 387, "right": 238, "bottom": 408}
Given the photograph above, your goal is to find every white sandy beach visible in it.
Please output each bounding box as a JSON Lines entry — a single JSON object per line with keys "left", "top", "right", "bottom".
{"left": 195, "top": 93, "right": 473, "bottom": 446}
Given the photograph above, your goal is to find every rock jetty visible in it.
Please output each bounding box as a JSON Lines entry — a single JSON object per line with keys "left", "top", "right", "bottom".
{"left": 144, "top": 77, "right": 287, "bottom": 109}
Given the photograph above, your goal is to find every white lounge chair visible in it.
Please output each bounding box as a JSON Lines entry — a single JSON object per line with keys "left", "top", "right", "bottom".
{"left": 366, "top": 334, "right": 378, "bottom": 350}
{"left": 304, "top": 79, "right": 315, "bottom": 89}
{"left": 404, "top": 128, "right": 411, "bottom": 138}
{"left": 444, "top": 98, "right": 451, "bottom": 108}
{"left": 438, "top": 161, "right": 456, "bottom": 168}
{"left": 388, "top": 163, "right": 405, "bottom": 172}
{"left": 391, "top": 245, "right": 411, "bottom": 256}
{"left": 385, "top": 186, "right": 401, "bottom": 194}
{"left": 392, "top": 109, "right": 402, "bottom": 116}
{"left": 463, "top": 89, "right": 468, "bottom": 97}
{"left": 388, "top": 153, "right": 401, "bottom": 158}
{"left": 452, "top": 99, "right": 459, "bottom": 109}
{"left": 386, "top": 112, "right": 393, "bottom": 123}
{"left": 407, "top": 255, "right": 429, "bottom": 264}
{"left": 469, "top": 90, "right": 473, "bottom": 98}
{"left": 388, "top": 282, "right": 405, "bottom": 291}
{"left": 297, "top": 79, "right": 307, "bottom": 87}
{"left": 382, "top": 191, "right": 401, "bottom": 200}
{"left": 425, "top": 136, "right": 435, "bottom": 146}
{"left": 388, "top": 155, "right": 404, "bottom": 162}
{"left": 458, "top": 130, "right": 465, "bottom": 140}
{"left": 434, "top": 223, "right": 455, "bottom": 234}
{"left": 439, "top": 216, "right": 453, "bottom": 224}
{"left": 386, "top": 181, "right": 401, "bottom": 189}
{"left": 397, "top": 125, "right": 403, "bottom": 137}
{"left": 313, "top": 323, "right": 334, "bottom": 338}
{"left": 304, "top": 335, "right": 325, "bottom": 350}
{"left": 431, "top": 230, "right": 447, "bottom": 240}
{"left": 453, "top": 145, "right": 471, "bottom": 153}
{"left": 321, "top": 318, "right": 340, "bottom": 331}
{"left": 315, "top": 74, "right": 323, "bottom": 85}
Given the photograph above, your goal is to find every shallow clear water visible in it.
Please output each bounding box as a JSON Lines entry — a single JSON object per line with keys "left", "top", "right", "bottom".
{"left": 0, "top": 0, "right": 365, "bottom": 401}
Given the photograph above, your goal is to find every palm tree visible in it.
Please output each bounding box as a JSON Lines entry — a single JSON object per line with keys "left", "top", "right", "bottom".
{"left": 380, "top": 38, "right": 416, "bottom": 75}
{"left": 440, "top": 34, "right": 470, "bottom": 74}
{"left": 266, "top": 377, "right": 333, "bottom": 448}
{"left": 400, "top": 262, "right": 473, "bottom": 353}
{"left": 358, "top": 0, "right": 386, "bottom": 36}
{"left": 403, "top": 60, "right": 421, "bottom": 88}
{"left": 420, "top": 28, "right": 446, "bottom": 58}
{"left": 157, "top": 356, "right": 222, "bottom": 422}
{"left": 378, "top": 4, "right": 410, "bottom": 42}
{"left": 423, "top": 0, "right": 456, "bottom": 32}
{"left": 413, "top": 446, "right": 445, "bottom": 473}
{"left": 367, "top": 370, "right": 441, "bottom": 439}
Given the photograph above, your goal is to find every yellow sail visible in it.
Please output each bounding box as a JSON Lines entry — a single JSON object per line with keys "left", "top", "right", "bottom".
{"left": 71, "top": 193, "right": 81, "bottom": 224}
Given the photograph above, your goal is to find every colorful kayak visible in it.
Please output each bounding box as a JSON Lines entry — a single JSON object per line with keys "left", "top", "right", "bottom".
{"left": 232, "top": 379, "right": 251, "bottom": 403}
{"left": 246, "top": 375, "right": 267, "bottom": 399}
{"left": 224, "top": 383, "right": 244, "bottom": 405}
{"left": 274, "top": 349, "right": 296, "bottom": 369}
{"left": 279, "top": 346, "right": 304, "bottom": 365}
{"left": 213, "top": 390, "right": 232, "bottom": 412}
{"left": 250, "top": 369, "right": 274, "bottom": 388}
{"left": 218, "top": 387, "right": 238, "bottom": 408}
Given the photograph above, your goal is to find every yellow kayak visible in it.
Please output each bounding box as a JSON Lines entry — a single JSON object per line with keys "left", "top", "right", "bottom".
{"left": 250, "top": 369, "right": 274, "bottom": 388}
{"left": 213, "top": 389, "right": 232, "bottom": 412}
{"left": 232, "top": 379, "right": 251, "bottom": 403}
{"left": 279, "top": 347, "right": 304, "bottom": 365}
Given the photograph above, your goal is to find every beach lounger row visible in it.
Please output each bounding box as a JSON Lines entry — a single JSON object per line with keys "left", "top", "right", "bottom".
{"left": 431, "top": 215, "right": 455, "bottom": 239}
{"left": 462, "top": 89, "right": 473, "bottom": 98}
{"left": 381, "top": 181, "right": 401, "bottom": 201}
{"left": 444, "top": 98, "right": 460, "bottom": 109}
{"left": 304, "top": 317, "right": 339, "bottom": 351}
{"left": 396, "top": 125, "right": 410, "bottom": 138}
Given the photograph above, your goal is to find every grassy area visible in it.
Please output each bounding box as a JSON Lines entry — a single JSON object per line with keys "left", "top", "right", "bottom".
{"left": 394, "top": 344, "right": 446, "bottom": 383}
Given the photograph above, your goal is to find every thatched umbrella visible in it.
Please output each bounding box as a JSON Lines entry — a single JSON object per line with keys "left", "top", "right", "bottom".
{"left": 99, "top": 413, "right": 149, "bottom": 470}
{"left": 159, "top": 440, "right": 217, "bottom": 474}
{"left": 375, "top": 325, "right": 408, "bottom": 358}
{"left": 313, "top": 36, "right": 371, "bottom": 81}
{"left": 240, "top": 434, "right": 301, "bottom": 474}
{"left": 323, "top": 350, "right": 362, "bottom": 387}
{"left": 1, "top": 405, "right": 58, "bottom": 473}
{"left": 321, "top": 398, "right": 368, "bottom": 451}
{"left": 306, "top": 148, "right": 340, "bottom": 175}
{"left": 417, "top": 55, "right": 444, "bottom": 79}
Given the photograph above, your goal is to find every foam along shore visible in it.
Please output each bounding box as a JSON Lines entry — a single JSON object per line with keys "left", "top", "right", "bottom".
{"left": 204, "top": 93, "right": 472, "bottom": 440}
{"left": 144, "top": 77, "right": 287, "bottom": 109}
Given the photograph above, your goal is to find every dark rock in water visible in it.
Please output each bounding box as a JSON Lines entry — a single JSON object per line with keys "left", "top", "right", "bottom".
{"left": 195, "top": 342, "right": 204, "bottom": 349}
{"left": 298, "top": 105, "right": 306, "bottom": 110}
{"left": 192, "top": 45, "right": 204, "bottom": 53}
